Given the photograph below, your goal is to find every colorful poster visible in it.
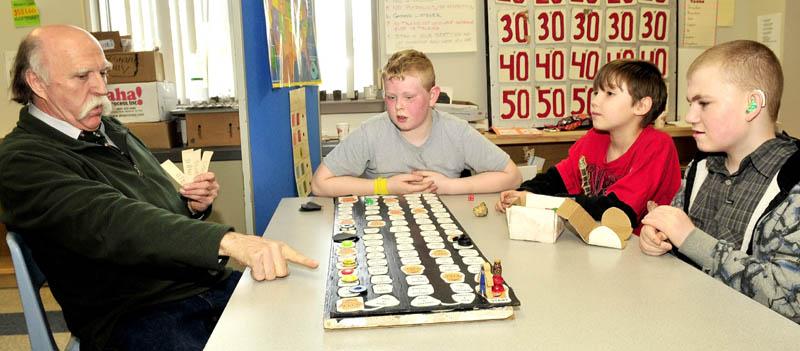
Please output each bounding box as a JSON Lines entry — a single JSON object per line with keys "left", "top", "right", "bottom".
{"left": 290, "top": 87, "right": 312, "bottom": 197}
{"left": 265, "top": 0, "right": 322, "bottom": 88}
{"left": 11, "top": 0, "right": 40, "bottom": 28}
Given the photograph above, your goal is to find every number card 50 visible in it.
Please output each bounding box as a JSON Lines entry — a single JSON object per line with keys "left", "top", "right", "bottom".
{"left": 500, "top": 87, "right": 533, "bottom": 119}
{"left": 535, "top": 85, "right": 567, "bottom": 119}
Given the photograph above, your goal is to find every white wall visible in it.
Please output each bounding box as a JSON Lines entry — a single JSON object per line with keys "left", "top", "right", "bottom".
{"left": 780, "top": 2, "right": 799, "bottom": 136}
{"left": 0, "top": 1, "right": 88, "bottom": 135}
{"left": 676, "top": 0, "right": 792, "bottom": 129}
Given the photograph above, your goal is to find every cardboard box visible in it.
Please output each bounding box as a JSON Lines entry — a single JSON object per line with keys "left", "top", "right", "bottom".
{"left": 106, "top": 51, "right": 165, "bottom": 84}
{"left": 507, "top": 206, "right": 563, "bottom": 243}
{"left": 186, "top": 112, "right": 240, "bottom": 147}
{"left": 506, "top": 193, "right": 633, "bottom": 249}
{"left": 434, "top": 101, "right": 483, "bottom": 121}
{"left": 91, "top": 31, "right": 122, "bottom": 52}
{"left": 107, "top": 82, "right": 177, "bottom": 123}
{"left": 124, "top": 120, "right": 179, "bottom": 149}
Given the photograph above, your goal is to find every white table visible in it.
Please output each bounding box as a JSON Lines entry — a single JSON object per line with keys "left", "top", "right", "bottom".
{"left": 205, "top": 194, "right": 800, "bottom": 350}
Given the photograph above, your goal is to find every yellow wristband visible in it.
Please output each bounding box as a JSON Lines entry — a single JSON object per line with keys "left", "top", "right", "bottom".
{"left": 374, "top": 177, "right": 388, "bottom": 195}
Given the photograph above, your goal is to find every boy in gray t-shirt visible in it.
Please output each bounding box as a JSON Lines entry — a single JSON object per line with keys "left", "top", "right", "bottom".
{"left": 311, "top": 50, "right": 521, "bottom": 197}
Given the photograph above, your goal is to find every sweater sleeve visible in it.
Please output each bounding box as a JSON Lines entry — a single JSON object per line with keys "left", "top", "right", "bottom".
{"left": 518, "top": 166, "right": 568, "bottom": 194}
{"left": 0, "top": 149, "right": 231, "bottom": 271}
{"left": 678, "top": 194, "right": 800, "bottom": 323}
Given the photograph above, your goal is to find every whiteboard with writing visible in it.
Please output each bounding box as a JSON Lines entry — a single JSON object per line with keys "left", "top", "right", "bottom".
{"left": 384, "top": 0, "right": 478, "bottom": 53}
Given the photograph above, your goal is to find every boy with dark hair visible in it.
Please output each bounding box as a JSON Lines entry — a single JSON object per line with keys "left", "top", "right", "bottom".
{"left": 496, "top": 59, "right": 681, "bottom": 232}
{"left": 640, "top": 40, "right": 800, "bottom": 323}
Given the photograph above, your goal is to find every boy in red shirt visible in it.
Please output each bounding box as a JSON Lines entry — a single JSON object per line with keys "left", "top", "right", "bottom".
{"left": 496, "top": 59, "right": 681, "bottom": 233}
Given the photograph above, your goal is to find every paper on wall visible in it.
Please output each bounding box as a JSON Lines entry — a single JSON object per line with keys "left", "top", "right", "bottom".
{"left": 757, "top": 13, "right": 782, "bottom": 61}
{"left": 290, "top": 87, "right": 313, "bottom": 196}
{"left": 683, "top": 0, "right": 718, "bottom": 47}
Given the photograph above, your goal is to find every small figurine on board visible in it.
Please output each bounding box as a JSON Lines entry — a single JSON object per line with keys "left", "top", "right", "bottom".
{"left": 492, "top": 259, "right": 505, "bottom": 297}
{"left": 479, "top": 264, "right": 487, "bottom": 297}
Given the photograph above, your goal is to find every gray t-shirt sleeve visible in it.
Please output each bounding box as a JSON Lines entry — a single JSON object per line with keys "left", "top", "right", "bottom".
{"left": 454, "top": 120, "right": 511, "bottom": 173}
{"left": 322, "top": 123, "right": 372, "bottom": 177}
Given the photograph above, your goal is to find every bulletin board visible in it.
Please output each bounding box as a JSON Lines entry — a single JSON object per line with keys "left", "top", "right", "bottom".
{"left": 243, "top": 0, "right": 321, "bottom": 234}
{"left": 486, "top": 0, "right": 678, "bottom": 128}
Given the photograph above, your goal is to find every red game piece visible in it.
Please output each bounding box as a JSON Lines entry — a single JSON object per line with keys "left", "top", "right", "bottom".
{"left": 468, "top": 194, "right": 474, "bottom": 201}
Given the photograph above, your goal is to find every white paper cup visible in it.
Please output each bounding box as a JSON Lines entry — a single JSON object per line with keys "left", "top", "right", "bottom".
{"left": 336, "top": 122, "right": 350, "bottom": 139}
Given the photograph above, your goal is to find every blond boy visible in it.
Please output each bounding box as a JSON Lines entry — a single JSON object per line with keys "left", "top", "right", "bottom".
{"left": 641, "top": 40, "right": 800, "bottom": 323}
{"left": 312, "top": 50, "right": 521, "bottom": 196}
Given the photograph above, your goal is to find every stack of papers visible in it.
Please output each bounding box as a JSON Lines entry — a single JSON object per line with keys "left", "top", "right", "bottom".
{"left": 160, "top": 149, "right": 213, "bottom": 185}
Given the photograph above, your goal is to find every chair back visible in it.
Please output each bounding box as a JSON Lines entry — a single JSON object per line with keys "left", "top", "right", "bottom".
{"left": 6, "top": 231, "right": 59, "bottom": 351}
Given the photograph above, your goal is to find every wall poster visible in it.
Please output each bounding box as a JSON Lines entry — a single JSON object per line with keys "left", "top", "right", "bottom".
{"left": 265, "top": 0, "right": 322, "bottom": 88}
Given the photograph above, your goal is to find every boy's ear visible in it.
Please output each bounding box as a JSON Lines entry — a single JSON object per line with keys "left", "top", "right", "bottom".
{"left": 428, "top": 86, "right": 441, "bottom": 107}
{"left": 744, "top": 89, "right": 766, "bottom": 121}
{"left": 633, "top": 96, "right": 653, "bottom": 116}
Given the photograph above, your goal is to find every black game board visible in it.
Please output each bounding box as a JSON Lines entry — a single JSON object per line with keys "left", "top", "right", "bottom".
{"left": 323, "top": 194, "right": 521, "bottom": 320}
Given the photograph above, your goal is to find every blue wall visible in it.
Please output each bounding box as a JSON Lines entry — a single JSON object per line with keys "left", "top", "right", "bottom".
{"left": 241, "top": 0, "right": 321, "bottom": 235}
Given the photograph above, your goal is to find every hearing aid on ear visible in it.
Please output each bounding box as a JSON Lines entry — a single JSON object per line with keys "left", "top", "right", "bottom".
{"left": 746, "top": 89, "right": 767, "bottom": 113}
{"left": 746, "top": 100, "right": 758, "bottom": 113}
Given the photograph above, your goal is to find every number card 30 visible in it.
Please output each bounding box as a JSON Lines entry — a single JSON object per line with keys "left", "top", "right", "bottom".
{"left": 534, "top": 9, "right": 567, "bottom": 43}
{"left": 498, "top": 10, "right": 530, "bottom": 45}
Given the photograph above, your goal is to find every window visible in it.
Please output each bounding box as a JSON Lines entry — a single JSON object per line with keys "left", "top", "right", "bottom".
{"left": 91, "top": 0, "right": 236, "bottom": 103}
{"left": 314, "top": 0, "right": 377, "bottom": 98}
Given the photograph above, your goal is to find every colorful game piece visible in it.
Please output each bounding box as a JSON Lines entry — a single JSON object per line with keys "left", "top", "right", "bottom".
{"left": 492, "top": 259, "right": 505, "bottom": 297}
{"left": 342, "top": 258, "right": 357, "bottom": 267}
{"left": 479, "top": 265, "right": 486, "bottom": 297}
{"left": 468, "top": 194, "right": 474, "bottom": 201}
{"left": 349, "top": 285, "right": 368, "bottom": 294}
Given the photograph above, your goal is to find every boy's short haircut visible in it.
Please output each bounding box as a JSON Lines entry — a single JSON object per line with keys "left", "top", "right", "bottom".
{"left": 687, "top": 40, "right": 783, "bottom": 122}
{"left": 593, "top": 59, "right": 667, "bottom": 127}
{"left": 382, "top": 49, "right": 436, "bottom": 90}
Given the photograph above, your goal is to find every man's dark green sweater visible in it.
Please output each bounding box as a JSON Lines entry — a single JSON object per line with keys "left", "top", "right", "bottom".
{"left": 0, "top": 107, "right": 233, "bottom": 350}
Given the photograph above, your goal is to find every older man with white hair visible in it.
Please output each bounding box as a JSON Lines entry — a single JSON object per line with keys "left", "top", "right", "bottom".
{"left": 0, "top": 25, "right": 317, "bottom": 351}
